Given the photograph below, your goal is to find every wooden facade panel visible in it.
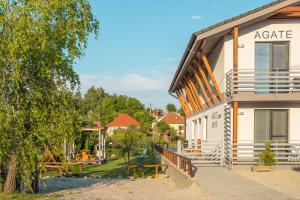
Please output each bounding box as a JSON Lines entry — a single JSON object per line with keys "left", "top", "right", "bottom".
{"left": 193, "top": 58, "right": 217, "bottom": 105}
{"left": 191, "top": 64, "right": 211, "bottom": 107}
{"left": 185, "top": 75, "right": 203, "bottom": 110}
{"left": 181, "top": 80, "right": 199, "bottom": 112}
{"left": 178, "top": 88, "right": 192, "bottom": 114}
{"left": 200, "top": 52, "right": 223, "bottom": 101}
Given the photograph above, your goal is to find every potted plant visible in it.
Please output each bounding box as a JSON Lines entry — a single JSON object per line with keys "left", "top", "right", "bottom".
{"left": 251, "top": 141, "right": 276, "bottom": 172}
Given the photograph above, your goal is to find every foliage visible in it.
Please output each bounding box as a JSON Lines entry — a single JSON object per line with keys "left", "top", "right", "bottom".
{"left": 156, "top": 121, "right": 177, "bottom": 143}
{"left": 178, "top": 108, "right": 185, "bottom": 116}
{"left": 156, "top": 121, "right": 171, "bottom": 134}
{"left": 112, "top": 126, "right": 145, "bottom": 163}
{"left": 0, "top": 0, "right": 99, "bottom": 193}
{"left": 258, "top": 141, "right": 276, "bottom": 166}
{"left": 81, "top": 87, "right": 153, "bottom": 131}
{"left": 133, "top": 110, "right": 154, "bottom": 132}
{"left": 166, "top": 103, "right": 177, "bottom": 113}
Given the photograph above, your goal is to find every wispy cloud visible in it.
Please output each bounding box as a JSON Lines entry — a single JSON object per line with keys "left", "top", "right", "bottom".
{"left": 80, "top": 73, "right": 169, "bottom": 93}
{"left": 191, "top": 15, "right": 203, "bottom": 20}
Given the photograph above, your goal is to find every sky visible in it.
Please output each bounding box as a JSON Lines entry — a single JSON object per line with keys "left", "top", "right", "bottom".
{"left": 75, "top": 0, "right": 274, "bottom": 110}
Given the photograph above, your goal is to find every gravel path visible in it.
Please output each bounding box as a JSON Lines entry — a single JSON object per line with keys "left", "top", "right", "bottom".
{"left": 41, "top": 177, "right": 211, "bottom": 200}
{"left": 194, "top": 167, "right": 295, "bottom": 200}
{"left": 233, "top": 167, "right": 300, "bottom": 200}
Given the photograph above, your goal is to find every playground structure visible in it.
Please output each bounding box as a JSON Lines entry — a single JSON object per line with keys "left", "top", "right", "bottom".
{"left": 81, "top": 125, "right": 106, "bottom": 162}
{"left": 41, "top": 145, "right": 84, "bottom": 175}
{"left": 75, "top": 150, "right": 97, "bottom": 162}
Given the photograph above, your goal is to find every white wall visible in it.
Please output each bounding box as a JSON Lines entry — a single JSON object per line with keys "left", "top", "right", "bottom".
{"left": 238, "top": 108, "right": 255, "bottom": 143}
{"left": 289, "top": 108, "right": 300, "bottom": 143}
{"left": 186, "top": 104, "right": 224, "bottom": 145}
{"left": 225, "top": 19, "right": 300, "bottom": 72}
{"left": 238, "top": 106, "right": 300, "bottom": 143}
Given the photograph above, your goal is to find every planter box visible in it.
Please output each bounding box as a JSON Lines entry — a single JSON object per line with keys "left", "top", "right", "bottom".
{"left": 251, "top": 165, "right": 273, "bottom": 172}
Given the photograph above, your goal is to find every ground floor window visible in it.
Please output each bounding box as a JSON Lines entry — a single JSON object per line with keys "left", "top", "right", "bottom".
{"left": 254, "top": 109, "right": 288, "bottom": 143}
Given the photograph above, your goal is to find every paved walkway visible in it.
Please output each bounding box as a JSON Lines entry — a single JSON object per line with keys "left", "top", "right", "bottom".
{"left": 194, "top": 167, "right": 296, "bottom": 200}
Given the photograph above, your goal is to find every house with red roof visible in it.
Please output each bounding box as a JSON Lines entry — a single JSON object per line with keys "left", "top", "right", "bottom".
{"left": 107, "top": 113, "right": 140, "bottom": 136}
{"left": 161, "top": 112, "right": 185, "bottom": 136}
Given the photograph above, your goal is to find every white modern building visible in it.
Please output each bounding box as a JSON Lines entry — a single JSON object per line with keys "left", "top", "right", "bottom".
{"left": 169, "top": 0, "right": 300, "bottom": 166}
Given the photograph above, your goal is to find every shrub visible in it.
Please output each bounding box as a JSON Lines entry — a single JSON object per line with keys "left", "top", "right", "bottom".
{"left": 258, "top": 141, "right": 276, "bottom": 166}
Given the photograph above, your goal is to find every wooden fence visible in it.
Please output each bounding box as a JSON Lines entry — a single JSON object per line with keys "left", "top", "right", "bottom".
{"left": 154, "top": 144, "right": 195, "bottom": 177}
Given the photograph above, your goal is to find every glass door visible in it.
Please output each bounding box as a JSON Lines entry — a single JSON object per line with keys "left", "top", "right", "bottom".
{"left": 255, "top": 42, "right": 289, "bottom": 94}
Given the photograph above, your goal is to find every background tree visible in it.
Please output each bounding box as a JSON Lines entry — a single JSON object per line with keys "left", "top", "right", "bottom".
{"left": 81, "top": 86, "right": 153, "bottom": 132}
{"left": 112, "top": 125, "right": 145, "bottom": 163}
{"left": 178, "top": 108, "right": 185, "bottom": 116}
{"left": 166, "top": 103, "right": 177, "bottom": 113}
{"left": 0, "top": 0, "right": 99, "bottom": 193}
{"left": 156, "top": 121, "right": 178, "bottom": 143}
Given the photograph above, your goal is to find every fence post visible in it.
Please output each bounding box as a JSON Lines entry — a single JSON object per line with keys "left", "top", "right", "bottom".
{"left": 188, "top": 159, "right": 192, "bottom": 176}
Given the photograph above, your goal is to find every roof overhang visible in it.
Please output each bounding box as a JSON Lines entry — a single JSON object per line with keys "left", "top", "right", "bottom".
{"left": 169, "top": 0, "right": 300, "bottom": 93}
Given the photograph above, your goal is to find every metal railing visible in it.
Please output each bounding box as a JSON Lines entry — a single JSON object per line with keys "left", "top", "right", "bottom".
{"left": 230, "top": 141, "right": 300, "bottom": 165}
{"left": 154, "top": 144, "right": 195, "bottom": 177}
{"left": 226, "top": 68, "right": 300, "bottom": 97}
{"left": 182, "top": 141, "right": 222, "bottom": 166}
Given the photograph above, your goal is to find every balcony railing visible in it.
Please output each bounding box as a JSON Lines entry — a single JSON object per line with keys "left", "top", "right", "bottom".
{"left": 225, "top": 140, "right": 300, "bottom": 166}
{"left": 226, "top": 68, "right": 300, "bottom": 97}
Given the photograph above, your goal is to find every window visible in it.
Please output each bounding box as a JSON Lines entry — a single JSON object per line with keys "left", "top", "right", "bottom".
{"left": 255, "top": 42, "right": 289, "bottom": 93}
{"left": 254, "top": 109, "right": 288, "bottom": 143}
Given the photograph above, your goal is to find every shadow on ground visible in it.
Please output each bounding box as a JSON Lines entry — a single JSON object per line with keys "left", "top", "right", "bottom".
{"left": 292, "top": 166, "right": 300, "bottom": 172}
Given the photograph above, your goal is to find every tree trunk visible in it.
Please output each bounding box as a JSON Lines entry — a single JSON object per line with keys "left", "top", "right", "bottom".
{"left": 127, "top": 149, "right": 130, "bottom": 164}
{"left": 3, "top": 154, "right": 17, "bottom": 194}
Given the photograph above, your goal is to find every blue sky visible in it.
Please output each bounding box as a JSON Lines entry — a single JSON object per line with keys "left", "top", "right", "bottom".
{"left": 75, "top": 0, "right": 274, "bottom": 110}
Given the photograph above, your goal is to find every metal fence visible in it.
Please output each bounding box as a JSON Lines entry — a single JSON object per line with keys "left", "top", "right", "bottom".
{"left": 182, "top": 141, "right": 222, "bottom": 166}
{"left": 226, "top": 68, "right": 300, "bottom": 96}
{"left": 230, "top": 141, "right": 300, "bottom": 165}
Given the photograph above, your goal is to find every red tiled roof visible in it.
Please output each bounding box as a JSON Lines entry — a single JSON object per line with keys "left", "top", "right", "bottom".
{"left": 163, "top": 112, "right": 185, "bottom": 124}
{"left": 108, "top": 113, "right": 140, "bottom": 127}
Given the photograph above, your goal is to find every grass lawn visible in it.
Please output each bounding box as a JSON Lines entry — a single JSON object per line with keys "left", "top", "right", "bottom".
{"left": 42, "top": 154, "right": 162, "bottom": 179}
{"left": 0, "top": 192, "right": 50, "bottom": 200}
{"left": 82, "top": 157, "right": 128, "bottom": 178}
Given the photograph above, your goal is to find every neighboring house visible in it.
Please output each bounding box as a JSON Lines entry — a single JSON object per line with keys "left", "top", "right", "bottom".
{"left": 169, "top": 0, "right": 300, "bottom": 166}
{"left": 150, "top": 109, "right": 164, "bottom": 120}
{"left": 106, "top": 113, "right": 140, "bottom": 136}
{"left": 162, "top": 112, "right": 185, "bottom": 137}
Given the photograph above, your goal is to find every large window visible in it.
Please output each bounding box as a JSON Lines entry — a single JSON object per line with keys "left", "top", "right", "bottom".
{"left": 254, "top": 109, "right": 288, "bottom": 143}
{"left": 255, "top": 42, "right": 289, "bottom": 93}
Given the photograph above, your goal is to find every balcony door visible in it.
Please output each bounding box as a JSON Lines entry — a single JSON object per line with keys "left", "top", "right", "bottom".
{"left": 255, "top": 42, "right": 289, "bottom": 94}
{"left": 254, "top": 109, "right": 288, "bottom": 143}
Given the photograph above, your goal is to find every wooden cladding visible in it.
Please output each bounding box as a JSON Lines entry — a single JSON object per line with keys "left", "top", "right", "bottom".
{"left": 271, "top": 5, "right": 300, "bottom": 18}
{"left": 190, "top": 64, "right": 211, "bottom": 107}
{"left": 200, "top": 52, "right": 223, "bottom": 101}
{"left": 185, "top": 75, "right": 203, "bottom": 111}
{"left": 193, "top": 58, "right": 217, "bottom": 105}
{"left": 176, "top": 89, "right": 190, "bottom": 116}
{"left": 174, "top": 50, "right": 223, "bottom": 114}
{"left": 181, "top": 80, "right": 199, "bottom": 113}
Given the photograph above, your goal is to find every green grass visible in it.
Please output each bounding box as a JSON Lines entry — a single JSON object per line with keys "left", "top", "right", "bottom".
{"left": 82, "top": 157, "right": 128, "bottom": 178}
{"left": 41, "top": 148, "right": 162, "bottom": 179}
{"left": 0, "top": 192, "right": 50, "bottom": 200}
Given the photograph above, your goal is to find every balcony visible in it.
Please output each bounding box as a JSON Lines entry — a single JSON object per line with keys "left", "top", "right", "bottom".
{"left": 226, "top": 68, "right": 300, "bottom": 102}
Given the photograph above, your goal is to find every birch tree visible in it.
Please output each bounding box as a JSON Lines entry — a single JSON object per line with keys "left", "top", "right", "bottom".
{"left": 0, "top": 0, "right": 98, "bottom": 193}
